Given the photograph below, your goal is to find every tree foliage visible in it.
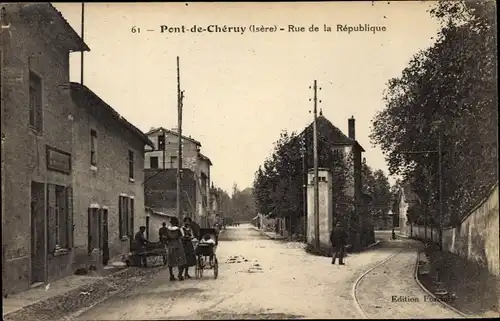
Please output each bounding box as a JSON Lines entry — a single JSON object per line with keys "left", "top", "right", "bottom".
{"left": 230, "top": 184, "right": 255, "bottom": 222}
{"left": 370, "top": 0, "right": 497, "bottom": 227}
{"left": 253, "top": 121, "right": 355, "bottom": 233}
{"left": 362, "top": 164, "right": 393, "bottom": 224}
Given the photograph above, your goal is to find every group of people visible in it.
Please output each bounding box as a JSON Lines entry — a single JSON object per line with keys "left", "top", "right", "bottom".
{"left": 133, "top": 216, "right": 217, "bottom": 281}
{"left": 158, "top": 217, "right": 199, "bottom": 281}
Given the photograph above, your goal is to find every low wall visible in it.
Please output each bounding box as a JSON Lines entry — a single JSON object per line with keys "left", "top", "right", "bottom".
{"left": 406, "top": 184, "right": 499, "bottom": 276}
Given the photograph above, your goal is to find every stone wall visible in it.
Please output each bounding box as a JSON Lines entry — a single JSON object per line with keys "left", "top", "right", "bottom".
{"left": 407, "top": 183, "right": 499, "bottom": 276}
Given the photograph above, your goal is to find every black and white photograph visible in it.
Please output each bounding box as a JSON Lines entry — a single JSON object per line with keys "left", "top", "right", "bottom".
{"left": 1, "top": 1, "right": 498, "bottom": 320}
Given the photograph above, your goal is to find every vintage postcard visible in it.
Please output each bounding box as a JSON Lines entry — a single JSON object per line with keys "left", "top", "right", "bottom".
{"left": 1, "top": 1, "right": 498, "bottom": 320}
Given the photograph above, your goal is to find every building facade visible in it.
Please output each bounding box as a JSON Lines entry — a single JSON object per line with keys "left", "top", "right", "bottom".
{"left": 1, "top": 3, "right": 153, "bottom": 295}
{"left": 70, "top": 83, "right": 153, "bottom": 271}
{"left": 144, "top": 127, "right": 213, "bottom": 226}
{"left": 1, "top": 3, "right": 89, "bottom": 294}
{"left": 144, "top": 168, "right": 197, "bottom": 218}
{"left": 300, "top": 114, "right": 370, "bottom": 249}
{"left": 397, "top": 184, "right": 421, "bottom": 237}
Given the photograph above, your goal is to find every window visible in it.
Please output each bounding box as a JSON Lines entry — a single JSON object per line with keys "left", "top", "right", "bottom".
{"left": 90, "top": 129, "right": 97, "bottom": 166}
{"left": 150, "top": 156, "right": 159, "bottom": 169}
{"left": 88, "top": 207, "right": 100, "bottom": 252}
{"left": 128, "top": 150, "right": 134, "bottom": 179}
{"left": 119, "top": 196, "right": 129, "bottom": 238}
{"left": 129, "top": 198, "right": 135, "bottom": 236}
{"left": 47, "top": 184, "right": 73, "bottom": 252}
{"left": 158, "top": 135, "right": 165, "bottom": 150}
{"left": 29, "top": 71, "right": 43, "bottom": 132}
{"left": 170, "top": 156, "right": 177, "bottom": 168}
{"left": 119, "top": 196, "right": 135, "bottom": 238}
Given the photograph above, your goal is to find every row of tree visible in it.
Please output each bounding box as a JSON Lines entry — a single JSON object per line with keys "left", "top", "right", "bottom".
{"left": 210, "top": 184, "right": 256, "bottom": 224}
{"left": 370, "top": 0, "right": 497, "bottom": 228}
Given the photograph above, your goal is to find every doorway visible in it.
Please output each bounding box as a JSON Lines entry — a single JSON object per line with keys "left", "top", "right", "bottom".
{"left": 101, "top": 208, "right": 109, "bottom": 265}
{"left": 145, "top": 216, "right": 150, "bottom": 239}
{"left": 30, "top": 182, "right": 46, "bottom": 284}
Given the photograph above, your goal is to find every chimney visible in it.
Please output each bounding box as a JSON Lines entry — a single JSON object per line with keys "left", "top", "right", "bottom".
{"left": 348, "top": 116, "right": 355, "bottom": 140}
{"left": 171, "top": 127, "right": 178, "bottom": 133}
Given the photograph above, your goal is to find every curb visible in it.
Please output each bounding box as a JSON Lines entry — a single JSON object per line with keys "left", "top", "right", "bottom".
{"left": 352, "top": 248, "right": 404, "bottom": 319}
{"left": 413, "top": 250, "right": 470, "bottom": 319}
{"left": 364, "top": 240, "right": 381, "bottom": 250}
{"left": 2, "top": 267, "right": 130, "bottom": 318}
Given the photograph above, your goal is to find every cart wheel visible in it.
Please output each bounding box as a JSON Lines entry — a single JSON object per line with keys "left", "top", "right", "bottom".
{"left": 195, "top": 263, "right": 201, "bottom": 279}
{"left": 213, "top": 257, "right": 219, "bottom": 279}
{"left": 196, "top": 256, "right": 204, "bottom": 279}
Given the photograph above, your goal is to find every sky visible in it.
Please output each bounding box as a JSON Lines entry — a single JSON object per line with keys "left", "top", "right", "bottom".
{"left": 54, "top": 1, "right": 441, "bottom": 194}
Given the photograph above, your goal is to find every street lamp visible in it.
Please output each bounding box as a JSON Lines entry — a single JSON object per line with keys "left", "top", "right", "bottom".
{"left": 389, "top": 209, "right": 396, "bottom": 239}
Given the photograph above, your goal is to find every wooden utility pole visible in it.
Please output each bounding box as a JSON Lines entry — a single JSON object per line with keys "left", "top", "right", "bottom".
{"left": 80, "top": 2, "right": 84, "bottom": 85}
{"left": 302, "top": 136, "right": 307, "bottom": 242}
{"left": 312, "top": 80, "right": 320, "bottom": 250}
{"left": 438, "top": 127, "right": 443, "bottom": 251}
{"left": 176, "top": 57, "right": 183, "bottom": 219}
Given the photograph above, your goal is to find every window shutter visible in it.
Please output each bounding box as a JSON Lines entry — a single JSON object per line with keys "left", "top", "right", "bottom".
{"left": 118, "top": 197, "right": 123, "bottom": 238}
{"left": 47, "top": 184, "right": 57, "bottom": 253}
{"left": 66, "top": 187, "right": 74, "bottom": 248}
{"left": 87, "top": 208, "right": 92, "bottom": 253}
{"left": 129, "top": 198, "right": 135, "bottom": 236}
{"left": 99, "top": 208, "right": 103, "bottom": 249}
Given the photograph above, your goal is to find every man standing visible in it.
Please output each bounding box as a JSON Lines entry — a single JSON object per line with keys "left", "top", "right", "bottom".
{"left": 330, "top": 222, "right": 347, "bottom": 265}
{"left": 134, "top": 226, "right": 149, "bottom": 267}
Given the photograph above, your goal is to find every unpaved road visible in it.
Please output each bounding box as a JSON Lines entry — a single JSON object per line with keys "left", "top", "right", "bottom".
{"left": 74, "top": 226, "right": 460, "bottom": 320}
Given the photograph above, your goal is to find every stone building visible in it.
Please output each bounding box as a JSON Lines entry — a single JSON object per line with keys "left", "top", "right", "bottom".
{"left": 1, "top": 3, "right": 88, "bottom": 294}
{"left": 70, "top": 82, "right": 154, "bottom": 270}
{"left": 301, "top": 114, "right": 373, "bottom": 251}
{"left": 144, "top": 168, "right": 197, "bottom": 220}
{"left": 144, "top": 127, "right": 213, "bottom": 226}
{"left": 1, "top": 3, "right": 152, "bottom": 295}
{"left": 396, "top": 184, "right": 421, "bottom": 237}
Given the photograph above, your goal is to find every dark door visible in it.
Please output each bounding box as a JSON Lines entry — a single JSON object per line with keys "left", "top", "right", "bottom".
{"left": 145, "top": 216, "right": 150, "bottom": 240}
{"left": 31, "top": 182, "right": 45, "bottom": 284}
{"left": 102, "top": 209, "right": 109, "bottom": 265}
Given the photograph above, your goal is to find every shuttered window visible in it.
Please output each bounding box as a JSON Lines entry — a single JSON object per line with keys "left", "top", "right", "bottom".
{"left": 47, "top": 184, "right": 74, "bottom": 253}
{"left": 129, "top": 198, "right": 135, "bottom": 236}
{"left": 119, "top": 196, "right": 129, "bottom": 238}
{"left": 119, "top": 196, "right": 135, "bottom": 238}
{"left": 88, "top": 207, "right": 100, "bottom": 252}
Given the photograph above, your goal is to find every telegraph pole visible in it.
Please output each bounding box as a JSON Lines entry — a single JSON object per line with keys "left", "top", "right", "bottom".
{"left": 438, "top": 127, "right": 443, "bottom": 251}
{"left": 312, "top": 80, "right": 320, "bottom": 250}
{"left": 176, "top": 57, "right": 183, "bottom": 219}
{"left": 80, "top": 2, "right": 84, "bottom": 85}
{"left": 301, "top": 136, "right": 307, "bottom": 242}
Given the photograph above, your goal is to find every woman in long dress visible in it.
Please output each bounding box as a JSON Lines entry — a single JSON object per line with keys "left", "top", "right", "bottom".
{"left": 166, "top": 217, "right": 187, "bottom": 281}
{"left": 181, "top": 217, "right": 198, "bottom": 279}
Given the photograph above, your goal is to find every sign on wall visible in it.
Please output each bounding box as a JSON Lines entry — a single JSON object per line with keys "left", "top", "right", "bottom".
{"left": 46, "top": 145, "right": 71, "bottom": 175}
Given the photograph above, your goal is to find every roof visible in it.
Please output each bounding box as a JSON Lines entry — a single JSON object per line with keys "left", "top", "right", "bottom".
{"left": 292, "top": 115, "right": 365, "bottom": 152}
{"left": 70, "top": 83, "right": 154, "bottom": 148}
{"left": 146, "top": 127, "right": 201, "bottom": 146}
{"left": 18, "top": 3, "right": 90, "bottom": 52}
{"left": 198, "top": 153, "right": 212, "bottom": 166}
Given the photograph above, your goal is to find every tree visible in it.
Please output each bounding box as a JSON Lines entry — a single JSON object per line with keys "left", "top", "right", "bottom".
{"left": 362, "top": 165, "right": 393, "bottom": 227}
{"left": 253, "top": 117, "right": 354, "bottom": 235}
{"left": 370, "top": 0, "right": 497, "bottom": 228}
